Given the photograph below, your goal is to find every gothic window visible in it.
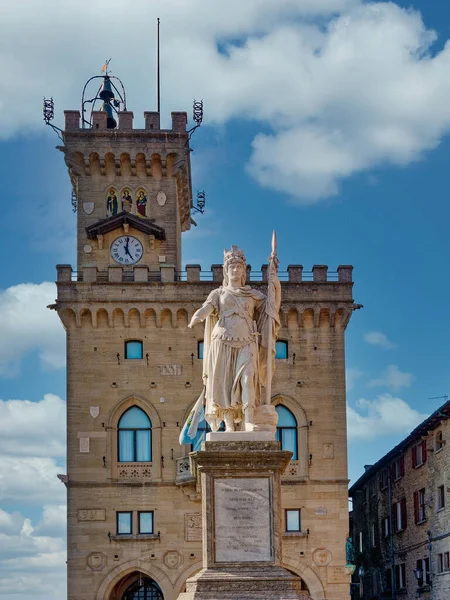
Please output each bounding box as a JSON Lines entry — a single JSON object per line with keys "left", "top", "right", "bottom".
{"left": 122, "top": 577, "right": 164, "bottom": 600}
{"left": 125, "top": 340, "right": 143, "bottom": 359}
{"left": 275, "top": 405, "right": 298, "bottom": 459}
{"left": 275, "top": 340, "right": 288, "bottom": 359}
{"left": 118, "top": 407, "right": 152, "bottom": 462}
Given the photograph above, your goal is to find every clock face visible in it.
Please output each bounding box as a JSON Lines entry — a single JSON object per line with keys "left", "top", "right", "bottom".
{"left": 111, "top": 236, "right": 144, "bottom": 265}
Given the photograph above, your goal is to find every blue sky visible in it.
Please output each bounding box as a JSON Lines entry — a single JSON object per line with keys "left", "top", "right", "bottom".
{"left": 1, "top": 1, "right": 450, "bottom": 598}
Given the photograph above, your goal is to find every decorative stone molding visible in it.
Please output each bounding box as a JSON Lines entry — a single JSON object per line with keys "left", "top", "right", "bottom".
{"left": 184, "top": 513, "right": 202, "bottom": 541}
{"left": 312, "top": 547, "right": 332, "bottom": 567}
{"left": 164, "top": 550, "right": 183, "bottom": 569}
{"left": 87, "top": 551, "right": 107, "bottom": 571}
{"left": 78, "top": 509, "right": 106, "bottom": 521}
{"left": 117, "top": 463, "right": 152, "bottom": 479}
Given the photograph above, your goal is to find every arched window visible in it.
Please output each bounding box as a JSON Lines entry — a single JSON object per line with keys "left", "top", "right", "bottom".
{"left": 276, "top": 405, "right": 298, "bottom": 459}
{"left": 118, "top": 407, "right": 152, "bottom": 462}
{"left": 122, "top": 576, "right": 163, "bottom": 600}
{"left": 125, "top": 340, "right": 143, "bottom": 359}
{"left": 191, "top": 418, "right": 225, "bottom": 451}
{"left": 275, "top": 340, "right": 288, "bottom": 359}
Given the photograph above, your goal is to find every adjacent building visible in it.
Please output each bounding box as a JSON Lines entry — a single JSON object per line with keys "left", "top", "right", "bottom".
{"left": 53, "top": 73, "right": 358, "bottom": 600}
{"left": 349, "top": 399, "right": 450, "bottom": 600}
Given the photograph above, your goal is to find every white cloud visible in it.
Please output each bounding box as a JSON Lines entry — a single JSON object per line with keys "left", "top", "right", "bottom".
{"left": 369, "top": 364, "right": 414, "bottom": 390}
{"left": 364, "top": 331, "right": 396, "bottom": 349}
{"left": 0, "top": 394, "right": 65, "bottom": 458}
{"left": 1, "top": 1, "right": 450, "bottom": 201}
{"left": 0, "top": 457, "right": 66, "bottom": 506}
{"left": 0, "top": 283, "right": 65, "bottom": 377}
{"left": 346, "top": 367, "right": 364, "bottom": 392}
{"left": 0, "top": 508, "right": 66, "bottom": 600}
{"left": 347, "top": 393, "right": 427, "bottom": 440}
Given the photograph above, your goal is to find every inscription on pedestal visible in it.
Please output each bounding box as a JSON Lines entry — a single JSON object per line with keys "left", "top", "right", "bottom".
{"left": 214, "top": 477, "right": 272, "bottom": 563}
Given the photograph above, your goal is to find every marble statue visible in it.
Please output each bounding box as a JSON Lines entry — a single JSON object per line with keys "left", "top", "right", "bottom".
{"left": 180, "top": 234, "right": 281, "bottom": 443}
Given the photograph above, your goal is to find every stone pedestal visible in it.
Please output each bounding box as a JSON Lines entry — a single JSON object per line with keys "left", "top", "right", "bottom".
{"left": 177, "top": 440, "right": 310, "bottom": 600}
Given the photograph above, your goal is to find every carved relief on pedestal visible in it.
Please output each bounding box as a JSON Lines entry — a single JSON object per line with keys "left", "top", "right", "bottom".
{"left": 185, "top": 512, "right": 202, "bottom": 541}
{"left": 312, "top": 547, "right": 332, "bottom": 567}
{"left": 87, "top": 552, "right": 107, "bottom": 571}
{"left": 164, "top": 550, "right": 183, "bottom": 569}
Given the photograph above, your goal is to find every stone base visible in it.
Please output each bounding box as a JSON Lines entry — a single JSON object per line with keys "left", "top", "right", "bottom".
{"left": 178, "top": 567, "right": 311, "bottom": 600}
{"left": 206, "top": 431, "right": 274, "bottom": 442}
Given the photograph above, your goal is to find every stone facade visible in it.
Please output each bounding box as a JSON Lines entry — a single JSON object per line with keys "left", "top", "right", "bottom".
{"left": 55, "top": 106, "right": 357, "bottom": 600}
{"left": 349, "top": 399, "right": 450, "bottom": 600}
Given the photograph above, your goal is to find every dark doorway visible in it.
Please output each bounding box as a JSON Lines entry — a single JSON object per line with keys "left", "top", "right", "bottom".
{"left": 122, "top": 577, "right": 164, "bottom": 600}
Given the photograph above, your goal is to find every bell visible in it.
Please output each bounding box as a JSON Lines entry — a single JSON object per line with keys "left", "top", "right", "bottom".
{"left": 99, "top": 76, "right": 114, "bottom": 101}
{"left": 102, "top": 101, "right": 117, "bottom": 129}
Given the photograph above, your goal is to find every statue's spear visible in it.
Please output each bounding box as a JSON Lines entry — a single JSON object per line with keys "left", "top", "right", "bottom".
{"left": 265, "top": 230, "right": 278, "bottom": 405}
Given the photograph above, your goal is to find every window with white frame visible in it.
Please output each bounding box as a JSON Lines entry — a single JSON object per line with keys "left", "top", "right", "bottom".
{"left": 383, "top": 516, "right": 390, "bottom": 538}
{"left": 393, "top": 498, "right": 407, "bottom": 532}
{"left": 380, "top": 467, "right": 389, "bottom": 490}
{"left": 435, "top": 430, "right": 444, "bottom": 452}
{"left": 437, "top": 485, "right": 445, "bottom": 510}
{"left": 371, "top": 522, "right": 376, "bottom": 547}
{"left": 414, "top": 488, "right": 427, "bottom": 523}
{"left": 412, "top": 440, "right": 427, "bottom": 468}
{"left": 392, "top": 455, "right": 405, "bottom": 480}
{"left": 285, "top": 509, "right": 301, "bottom": 532}
{"left": 416, "top": 558, "right": 430, "bottom": 586}
{"left": 395, "top": 563, "right": 406, "bottom": 590}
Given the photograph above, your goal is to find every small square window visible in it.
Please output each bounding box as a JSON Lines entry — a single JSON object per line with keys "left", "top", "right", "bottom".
{"left": 286, "top": 509, "right": 301, "bottom": 532}
{"left": 437, "top": 485, "right": 445, "bottom": 510}
{"left": 198, "top": 340, "right": 204, "bottom": 359}
{"left": 125, "top": 340, "right": 143, "bottom": 359}
{"left": 275, "top": 340, "right": 288, "bottom": 359}
{"left": 138, "top": 511, "right": 154, "bottom": 534}
{"left": 117, "top": 511, "right": 132, "bottom": 535}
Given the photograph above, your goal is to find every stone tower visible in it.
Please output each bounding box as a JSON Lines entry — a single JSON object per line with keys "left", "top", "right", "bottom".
{"left": 54, "top": 82, "right": 356, "bottom": 600}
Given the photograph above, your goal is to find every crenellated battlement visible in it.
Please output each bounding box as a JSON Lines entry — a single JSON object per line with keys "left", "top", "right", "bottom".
{"left": 54, "top": 263, "right": 355, "bottom": 331}
{"left": 57, "top": 263, "right": 353, "bottom": 284}
{"left": 64, "top": 110, "right": 188, "bottom": 134}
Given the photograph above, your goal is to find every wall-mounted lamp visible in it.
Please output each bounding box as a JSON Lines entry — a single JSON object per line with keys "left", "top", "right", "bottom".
{"left": 116, "top": 353, "right": 120, "bottom": 365}
{"left": 191, "top": 353, "right": 194, "bottom": 365}
{"left": 306, "top": 528, "right": 310, "bottom": 536}
{"left": 309, "top": 453, "right": 313, "bottom": 466}
{"left": 146, "top": 353, "right": 149, "bottom": 366}
{"left": 171, "top": 448, "right": 174, "bottom": 460}
{"left": 157, "top": 531, "right": 161, "bottom": 541}
{"left": 107, "top": 531, "right": 112, "bottom": 542}
{"left": 292, "top": 352, "right": 296, "bottom": 365}
{"left": 102, "top": 456, "right": 107, "bottom": 468}
{"left": 161, "top": 456, "right": 165, "bottom": 468}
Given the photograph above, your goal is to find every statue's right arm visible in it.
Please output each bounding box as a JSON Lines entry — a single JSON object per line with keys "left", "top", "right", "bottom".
{"left": 188, "top": 303, "right": 214, "bottom": 328}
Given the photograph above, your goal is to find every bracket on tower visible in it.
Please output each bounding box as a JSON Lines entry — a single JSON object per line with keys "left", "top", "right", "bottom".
{"left": 43, "top": 97, "right": 64, "bottom": 141}
{"left": 80, "top": 61, "right": 127, "bottom": 129}
{"left": 187, "top": 99, "right": 204, "bottom": 143}
{"left": 192, "top": 190, "right": 206, "bottom": 215}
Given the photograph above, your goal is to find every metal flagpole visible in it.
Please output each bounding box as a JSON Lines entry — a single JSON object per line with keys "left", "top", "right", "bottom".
{"left": 156, "top": 17, "right": 161, "bottom": 113}
{"left": 265, "top": 230, "right": 277, "bottom": 405}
